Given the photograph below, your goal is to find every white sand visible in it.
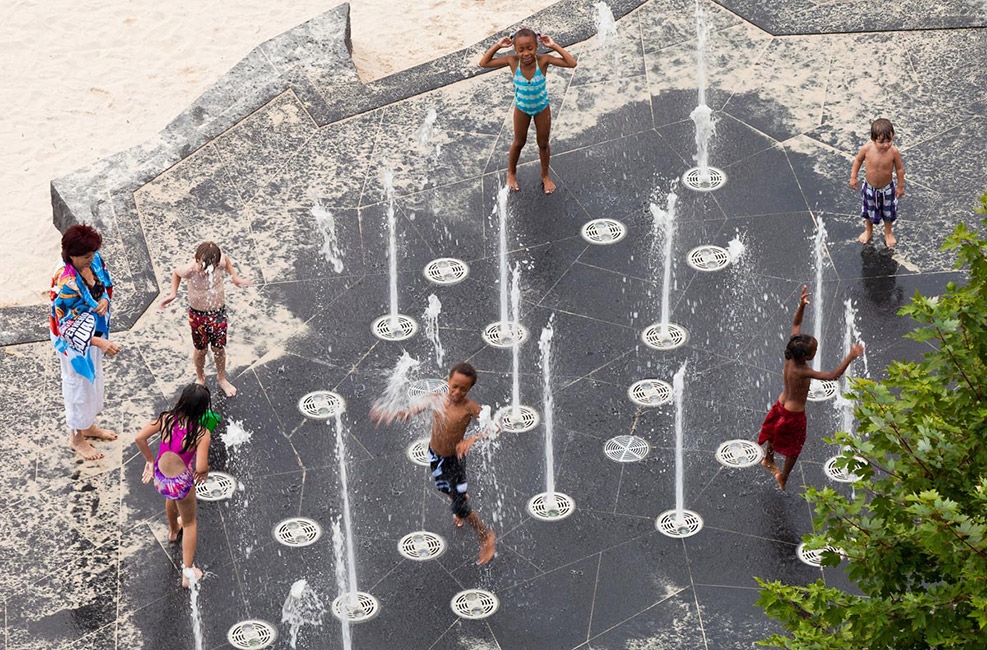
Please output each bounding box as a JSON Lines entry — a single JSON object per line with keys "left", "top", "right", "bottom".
{"left": 1, "top": 0, "right": 553, "bottom": 308}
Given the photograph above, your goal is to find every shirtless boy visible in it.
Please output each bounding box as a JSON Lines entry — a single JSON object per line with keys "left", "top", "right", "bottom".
{"left": 759, "top": 285, "right": 864, "bottom": 490}
{"left": 160, "top": 241, "right": 251, "bottom": 397}
{"left": 850, "top": 118, "right": 905, "bottom": 248}
{"left": 371, "top": 362, "right": 496, "bottom": 565}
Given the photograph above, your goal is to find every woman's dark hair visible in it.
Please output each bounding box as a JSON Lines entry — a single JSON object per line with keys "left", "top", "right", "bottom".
{"left": 195, "top": 241, "right": 222, "bottom": 270}
{"left": 157, "top": 384, "right": 212, "bottom": 454}
{"left": 449, "top": 362, "right": 478, "bottom": 387}
{"left": 785, "top": 334, "right": 816, "bottom": 361}
{"left": 61, "top": 224, "right": 102, "bottom": 264}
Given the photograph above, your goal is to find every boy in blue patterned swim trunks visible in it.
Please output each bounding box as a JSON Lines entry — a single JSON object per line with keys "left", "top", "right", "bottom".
{"left": 850, "top": 118, "right": 905, "bottom": 248}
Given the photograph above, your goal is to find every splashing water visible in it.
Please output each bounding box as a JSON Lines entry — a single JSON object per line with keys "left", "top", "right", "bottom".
{"left": 222, "top": 419, "right": 252, "bottom": 450}
{"left": 540, "top": 316, "right": 557, "bottom": 511}
{"left": 331, "top": 520, "right": 353, "bottom": 650}
{"left": 281, "top": 579, "right": 326, "bottom": 649}
{"left": 726, "top": 234, "right": 746, "bottom": 264}
{"left": 423, "top": 294, "right": 444, "bottom": 370}
{"left": 650, "top": 191, "right": 679, "bottom": 337}
{"left": 417, "top": 108, "right": 438, "bottom": 153}
{"left": 812, "top": 216, "right": 828, "bottom": 371}
{"left": 333, "top": 412, "right": 361, "bottom": 619}
{"left": 186, "top": 569, "right": 204, "bottom": 650}
{"left": 672, "top": 361, "right": 688, "bottom": 524}
{"left": 383, "top": 168, "right": 400, "bottom": 327}
{"left": 497, "top": 185, "right": 510, "bottom": 326}
{"left": 311, "top": 200, "right": 345, "bottom": 273}
{"left": 837, "top": 298, "right": 868, "bottom": 435}
{"left": 371, "top": 351, "right": 421, "bottom": 423}
{"left": 594, "top": 2, "right": 618, "bottom": 48}
{"left": 510, "top": 263, "right": 522, "bottom": 418}
{"left": 690, "top": 0, "right": 716, "bottom": 181}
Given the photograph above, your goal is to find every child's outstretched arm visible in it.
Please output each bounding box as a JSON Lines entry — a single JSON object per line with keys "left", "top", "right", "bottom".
{"left": 454, "top": 403, "right": 498, "bottom": 458}
{"left": 539, "top": 35, "right": 577, "bottom": 68}
{"left": 225, "top": 256, "right": 252, "bottom": 288}
{"left": 159, "top": 270, "right": 182, "bottom": 308}
{"left": 807, "top": 344, "right": 864, "bottom": 382}
{"left": 791, "top": 284, "right": 809, "bottom": 336}
{"left": 478, "top": 36, "right": 515, "bottom": 68}
{"left": 370, "top": 395, "right": 434, "bottom": 426}
{"left": 134, "top": 418, "right": 163, "bottom": 483}
{"left": 849, "top": 145, "right": 866, "bottom": 190}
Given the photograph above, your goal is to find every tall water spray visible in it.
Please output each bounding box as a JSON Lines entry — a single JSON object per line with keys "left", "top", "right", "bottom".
{"left": 510, "top": 263, "right": 522, "bottom": 418}
{"left": 690, "top": 0, "right": 716, "bottom": 183}
{"left": 332, "top": 412, "right": 360, "bottom": 614}
{"left": 417, "top": 108, "right": 438, "bottom": 154}
{"left": 651, "top": 191, "right": 679, "bottom": 337}
{"left": 332, "top": 521, "right": 353, "bottom": 650}
{"left": 812, "top": 217, "right": 828, "bottom": 371}
{"left": 281, "top": 579, "right": 326, "bottom": 649}
{"left": 312, "top": 200, "right": 345, "bottom": 273}
{"left": 423, "top": 295, "right": 444, "bottom": 369}
{"left": 497, "top": 184, "right": 510, "bottom": 327}
{"left": 186, "top": 571, "right": 204, "bottom": 650}
{"left": 838, "top": 298, "right": 868, "bottom": 435}
{"left": 672, "top": 362, "right": 688, "bottom": 524}
{"left": 539, "top": 317, "right": 557, "bottom": 511}
{"left": 594, "top": 1, "right": 619, "bottom": 64}
{"left": 383, "top": 168, "right": 400, "bottom": 327}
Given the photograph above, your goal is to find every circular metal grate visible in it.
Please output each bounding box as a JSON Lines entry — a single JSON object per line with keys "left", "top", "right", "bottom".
{"left": 273, "top": 517, "right": 323, "bottom": 547}
{"left": 641, "top": 323, "right": 688, "bottom": 350}
{"left": 298, "top": 391, "right": 346, "bottom": 420}
{"left": 407, "top": 378, "right": 448, "bottom": 399}
{"left": 796, "top": 543, "right": 843, "bottom": 567}
{"left": 196, "top": 471, "right": 237, "bottom": 501}
{"left": 331, "top": 592, "right": 380, "bottom": 623}
{"left": 423, "top": 257, "right": 469, "bottom": 285}
{"left": 604, "top": 435, "right": 650, "bottom": 462}
{"left": 714, "top": 440, "right": 765, "bottom": 468}
{"left": 451, "top": 589, "right": 499, "bottom": 620}
{"left": 655, "top": 509, "right": 704, "bottom": 538}
{"left": 407, "top": 438, "right": 431, "bottom": 466}
{"left": 397, "top": 530, "right": 446, "bottom": 561}
{"left": 527, "top": 492, "right": 575, "bottom": 521}
{"left": 227, "top": 620, "right": 278, "bottom": 649}
{"left": 807, "top": 379, "right": 838, "bottom": 402}
{"left": 580, "top": 219, "right": 627, "bottom": 245}
{"left": 627, "top": 379, "right": 673, "bottom": 407}
{"left": 482, "top": 321, "right": 529, "bottom": 348}
{"left": 682, "top": 167, "right": 726, "bottom": 192}
{"left": 371, "top": 314, "right": 418, "bottom": 341}
{"left": 686, "top": 245, "right": 731, "bottom": 272}
{"left": 495, "top": 405, "right": 540, "bottom": 433}
{"left": 823, "top": 456, "right": 863, "bottom": 483}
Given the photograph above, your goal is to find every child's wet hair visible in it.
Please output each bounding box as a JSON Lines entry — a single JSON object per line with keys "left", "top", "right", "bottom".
{"left": 449, "top": 361, "right": 478, "bottom": 387}
{"left": 195, "top": 241, "right": 222, "bottom": 270}
{"left": 512, "top": 27, "right": 538, "bottom": 44}
{"left": 785, "top": 334, "right": 816, "bottom": 361}
{"left": 870, "top": 118, "right": 894, "bottom": 142}
{"left": 158, "top": 383, "right": 212, "bottom": 454}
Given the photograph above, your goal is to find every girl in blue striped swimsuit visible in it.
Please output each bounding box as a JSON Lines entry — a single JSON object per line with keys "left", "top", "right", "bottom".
{"left": 479, "top": 28, "right": 576, "bottom": 194}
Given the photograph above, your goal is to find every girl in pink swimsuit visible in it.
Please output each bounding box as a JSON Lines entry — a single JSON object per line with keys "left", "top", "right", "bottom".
{"left": 135, "top": 383, "right": 212, "bottom": 587}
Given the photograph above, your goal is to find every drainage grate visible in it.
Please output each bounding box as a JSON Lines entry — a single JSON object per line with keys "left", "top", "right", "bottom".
{"left": 641, "top": 323, "right": 688, "bottom": 350}
{"left": 686, "top": 245, "right": 731, "bottom": 272}
{"left": 627, "top": 379, "right": 673, "bottom": 407}
{"left": 807, "top": 379, "right": 838, "bottom": 402}
{"left": 196, "top": 471, "right": 237, "bottom": 501}
{"left": 823, "top": 456, "right": 863, "bottom": 483}
{"left": 298, "top": 391, "right": 346, "bottom": 420}
{"left": 273, "top": 517, "right": 323, "bottom": 547}
{"left": 408, "top": 378, "right": 449, "bottom": 399}
{"left": 655, "top": 509, "right": 704, "bottom": 538}
{"left": 796, "top": 543, "right": 843, "bottom": 567}
{"left": 714, "top": 440, "right": 764, "bottom": 468}
{"left": 227, "top": 620, "right": 278, "bottom": 649}
{"left": 495, "top": 405, "right": 540, "bottom": 433}
{"left": 451, "top": 589, "right": 499, "bottom": 620}
{"left": 482, "top": 321, "right": 529, "bottom": 348}
{"left": 423, "top": 257, "right": 469, "bottom": 285}
{"left": 681, "top": 167, "right": 726, "bottom": 192}
{"left": 331, "top": 592, "right": 380, "bottom": 623}
{"left": 527, "top": 492, "right": 575, "bottom": 521}
{"left": 371, "top": 314, "right": 418, "bottom": 341}
{"left": 580, "top": 219, "right": 627, "bottom": 245}
{"left": 398, "top": 531, "right": 446, "bottom": 561}
{"left": 407, "top": 438, "right": 430, "bottom": 466}
{"left": 604, "top": 435, "right": 650, "bottom": 462}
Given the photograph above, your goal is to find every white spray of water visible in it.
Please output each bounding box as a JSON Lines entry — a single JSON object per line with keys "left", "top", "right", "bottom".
{"left": 186, "top": 569, "right": 204, "bottom": 650}
{"left": 690, "top": 0, "right": 716, "bottom": 181}
{"left": 311, "top": 201, "right": 345, "bottom": 273}
{"left": 222, "top": 419, "right": 252, "bottom": 450}
{"left": 423, "top": 294, "right": 444, "bottom": 370}
{"left": 812, "top": 216, "right": 828, "bottom": 371}
{"left": 281, "top": 579, "right": 326, "bottom": 649}
{"left": 672, "top": 361, "right": 688, "bottom": 524}
{"left": 510, "top": 263, "right": 522, "bottom": 418}
{"left": 371, "top": 351, "right": 422, "bottom": 423}
{"left": 497, "top": 184, "right": 510, "bottom": 326}
{"left": 417, "top": 108, "right": 438, "bottom": 153}
{"left": 539, "top": 317, "right": 558, "bottom": 511}
{"left": 650, "top": 191, "right": 679, "bottom": 337}
{"left": 594, "top": 2, "right": 619, "bottom": 48}
{"left": 333, "top": 412, "right": 361, "bottom": 619}
{"left": 726, "top": 234, "right": 746, "bottom": 263}
{"left": 331, "top": 520, "right": 353, "bottom": 650}
{"left": 383, "top": 167, "right": 400, "bottom": 327}
{"left": 837, "top": 298, "right": 869, "bottom": 438}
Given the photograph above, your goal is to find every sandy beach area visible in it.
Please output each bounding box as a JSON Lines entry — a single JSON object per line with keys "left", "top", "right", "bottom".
{"left": 1, "top": 0, "right": 552, "bottom": 308}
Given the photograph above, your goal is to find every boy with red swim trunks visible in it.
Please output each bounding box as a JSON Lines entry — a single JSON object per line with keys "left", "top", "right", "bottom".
{"left": 759, "top": 285, "right": 863, "bottom": 490}
{"left": 160, "top": 241, "right": 251, "bottom": 397}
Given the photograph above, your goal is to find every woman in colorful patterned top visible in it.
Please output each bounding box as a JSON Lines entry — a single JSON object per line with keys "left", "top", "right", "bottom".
{"left": 50, "top": 224, "right": 121, "bottom": 460}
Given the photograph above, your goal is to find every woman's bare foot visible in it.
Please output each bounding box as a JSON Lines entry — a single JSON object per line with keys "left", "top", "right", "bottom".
{"left": 476, "top": 532, "right": 496, "bottom": 565}
{"left": 181, "top": 565, "right": 203, "bottom": 588}
{"left": 84, "top": 426, "right": 117, "bottom": 441}
{"left": 217, "top": 377, "right": 237, "bottom": 398}
{"left": 453, "top": 515, "right": 464, "bottom": 528}
{"left": 70, "top": 433, "right": 104, "bottom": 460}
{"left": 542, "top": 175, "right": 557, "bottom": 195}
{"left": 506, "top": 171, "right": 520, "bottom": 191}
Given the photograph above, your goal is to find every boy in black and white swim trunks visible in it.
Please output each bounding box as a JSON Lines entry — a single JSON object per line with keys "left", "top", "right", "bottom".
{"left": 371, "top": 362, "right": 496, "bottom": 565}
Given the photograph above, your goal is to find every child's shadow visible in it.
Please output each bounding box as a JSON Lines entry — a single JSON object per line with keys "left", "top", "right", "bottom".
{"left": 860, "top": 245, "right": 904, "bottom": 313}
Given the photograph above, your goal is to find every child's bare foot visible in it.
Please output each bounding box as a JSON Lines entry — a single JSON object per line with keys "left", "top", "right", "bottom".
{"left": 181, "top": 565, "right": 203, "bottom": 588}
{"left": 775, "top": 473, "right": 787, "bottom": 491}
{"left": 453, "top": 515, "right": 464, "bottom": 528}
{"left": 884, "top": 231, "right": 897, "bottom": 248}
{"left": 858, "top": 230, "right": 872, "bottom": 244}
{"left": 506, "top": 172, "right": 520, "bottom": 191}
{"left": 70, "top": 434, "right": 104, "bottom": 461}
{"left": 542, "top": 176, "right": 556, "bottom": 195}
{"left": 476, "top": 532, "right": 496, "bottom": 565}
{"left": 84, "top": 426, "right": 117, "bottom": 441}
{"left": 217, "top": 377, "right": 237, "bottom": 398}
{"left": 168, "top": 527, "right": 183, "bottom": 543}
{"left": 761, "top": 457, "right": 779, "bottom": 475}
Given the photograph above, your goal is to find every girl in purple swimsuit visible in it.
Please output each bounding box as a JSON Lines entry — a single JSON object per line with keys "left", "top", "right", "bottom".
{"left": 135, "top": 383, "right": 212, "bottom": 587}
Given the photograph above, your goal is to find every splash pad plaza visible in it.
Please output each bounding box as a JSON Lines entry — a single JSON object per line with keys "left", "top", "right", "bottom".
{"left": 2, "top": 0, "right": 986, "bottom": 648}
